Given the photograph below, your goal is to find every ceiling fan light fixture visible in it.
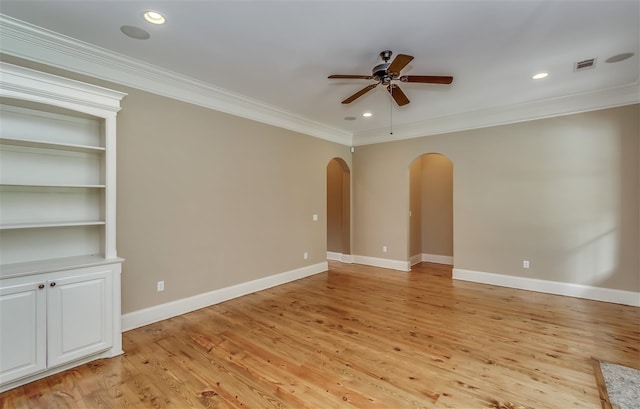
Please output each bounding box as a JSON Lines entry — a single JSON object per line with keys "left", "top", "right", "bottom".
{"left": 532, "top": 72, "right": 549, "bottom": 80}
{"left": 362, "top": 112, "right": 373, "bottom": 117}
{"left": 144, "top": 10, "right": 166, "bottom": 25}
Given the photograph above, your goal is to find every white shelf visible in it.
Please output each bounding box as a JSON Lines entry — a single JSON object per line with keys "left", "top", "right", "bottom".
{"left": 0, "top": 221, "right": 106, "bottom": 230}
{"left": 0, "top": 255, "right": 124, "bottom": 279}
{"left": 0, "top": 137, "right": 105, "bottom": 153}
{"left": 0, "top": 183, "right": 106, "bottom": 189}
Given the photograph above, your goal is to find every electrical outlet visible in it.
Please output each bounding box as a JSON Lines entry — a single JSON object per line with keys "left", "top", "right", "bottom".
{"left": 304, "top": 252, "right": 308, "bottom": 260}
{"left": 523, "top": 260, "right": 530, "bottom": 269}
{"left": 312, "top": 214, "right": 318, "bottom": 221}
{"left": 383, "top": 246, "right": 388, "bottom": 253}
{"left": 157, "top": 280, "right": 164, "bottom": 292}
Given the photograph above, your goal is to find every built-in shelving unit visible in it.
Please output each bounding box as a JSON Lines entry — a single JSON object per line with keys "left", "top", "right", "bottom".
{"left": 0, "top": 67, "right": 124, "bottom": 274}
{"left": 0, "top": 62, "right": 127, "bottom": 392}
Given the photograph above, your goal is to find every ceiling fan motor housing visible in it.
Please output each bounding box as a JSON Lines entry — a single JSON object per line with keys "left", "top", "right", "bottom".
{"left": 372, "top": 63, "right": 392, "bottom": 84}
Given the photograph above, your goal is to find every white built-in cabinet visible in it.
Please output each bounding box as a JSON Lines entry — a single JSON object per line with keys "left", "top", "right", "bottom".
{"left": 0, "top": 62, "right": 126, "bottom": 392}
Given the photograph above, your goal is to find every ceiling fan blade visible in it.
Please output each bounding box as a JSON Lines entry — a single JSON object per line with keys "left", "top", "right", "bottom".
{"left": 387, "top": 54, "right": 414, "bottom": 75}
{"left": 400, "top": 75, "right": 454, "bottom": 84}
{"left": 387, "top": 84, "right": 409, "bottom": 106}
{"left": 342, "top": 83, "right": 378, "bottom": 104}
{"left": 329, "top": 75, "right": 373, "bottom": 79}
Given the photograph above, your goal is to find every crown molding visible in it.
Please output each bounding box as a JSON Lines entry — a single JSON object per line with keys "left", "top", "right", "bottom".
{"left": 353, "top": 81, "right": 640, "bottom": 145}
{"left": 0, "top": 15, "right": 352, "bottom": 145}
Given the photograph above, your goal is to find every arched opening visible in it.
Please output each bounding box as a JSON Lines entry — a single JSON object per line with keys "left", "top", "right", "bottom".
{"left": 409, "top": 153, "right": 453, "bottom": 267}
{"left": 327, "top": 158, "right": 351, "bottom": 261}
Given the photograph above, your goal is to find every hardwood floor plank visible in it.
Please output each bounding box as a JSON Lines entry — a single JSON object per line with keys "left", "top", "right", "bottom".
{"left": 591, "top": 358, "right": 614, "bottom": 409}
{"left": 2, "top": 261, "right": 638, "bottom": 408}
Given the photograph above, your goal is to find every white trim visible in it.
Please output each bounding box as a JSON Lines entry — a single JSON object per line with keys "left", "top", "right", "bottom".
{"left": 327, "top": 252, "right": 354, "bottom": 263}
{"left": 0, "top": 62, "right": 126, "bottom": 116}
{"left": 353, "top": 82, "right": 640, "bottom": 145}
{"left": 422, "top": 253, "right": 454, "bottom": 265}
{"left": 352, "top": 255, "right": 410, "bottom": 271}
{"left": 121, "top": 262, "right": 328, "bottom": 332}
{"left": 409, "top": 254, "right": 422, "bottom": 266}
{"left": 0, "top": 15, "right": 351, "bottom": 146}
{"left": 453, "top": 268, "right": 640, "bottom": 307}
{"left": 326, "top": 251, "right": 342, "bottom": 261}
{"left": 341, "top": 254, "right": 354, "bottom": 263}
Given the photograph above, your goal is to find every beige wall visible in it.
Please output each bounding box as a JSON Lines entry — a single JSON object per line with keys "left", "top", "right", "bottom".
{"left": 327, "top": 158, "right": 351, "bottom": 254}
{"left": 341, "top": 162, "right": 351, "bottom": 255}
{"left": 421, "top": 154, "right": 453, "bottom": 257}
{"left": 354, "top": 105, "right": 639, "bottom": 291}
{"left": 409, "top": 159, "right": 422, "bottom": 258}
{"left": 409, "top": 153, "right": 454, "bottom": 260}
{"left": 116, "top": 90, "right": 351, "bottom": 313}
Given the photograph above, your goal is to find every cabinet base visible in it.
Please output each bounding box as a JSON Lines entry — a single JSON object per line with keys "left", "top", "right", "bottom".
{"left": 0, "top": 346, "right": 123, "bottom": 393}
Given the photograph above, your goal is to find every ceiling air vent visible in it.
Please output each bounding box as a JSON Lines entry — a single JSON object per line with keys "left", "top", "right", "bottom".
{"left": 574, "top": 58, "right": 596, "bottom": 71}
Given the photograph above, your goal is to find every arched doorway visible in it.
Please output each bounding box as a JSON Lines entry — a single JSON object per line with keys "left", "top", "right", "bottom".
{"left": 326, "top": 158, "right": 351, "bottom": 261}
{"left": 409, "top": 153, "right": 453, "bottom": 266}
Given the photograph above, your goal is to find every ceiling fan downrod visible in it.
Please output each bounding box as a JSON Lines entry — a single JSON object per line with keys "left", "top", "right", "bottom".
{"left": 389, "top": 83, "right": 393, "bottom": 135}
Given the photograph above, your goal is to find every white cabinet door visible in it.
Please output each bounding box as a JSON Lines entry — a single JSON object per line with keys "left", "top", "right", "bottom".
{"left": 0, "top": 281, "right": 46, "bottom": 384}
{"left": 47, "top": 270, "right": 113, "bottom": 367}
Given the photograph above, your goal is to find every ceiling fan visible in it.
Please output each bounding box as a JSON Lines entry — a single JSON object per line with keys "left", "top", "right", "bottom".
{"left": 328, "top": 50, "right": 453, "bottom": 106}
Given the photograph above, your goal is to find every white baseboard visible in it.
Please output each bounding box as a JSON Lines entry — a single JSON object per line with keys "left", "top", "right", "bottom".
{"left": 410, "top": 253, "right": 453, "bottom": 266}
{"left": 409, "top": 254, "right": 422, "bottom": 266}
{"left": 422, "top": 253, "right": 454, "bottom": 265}
{"left": 327, "top": 251, "right": 353, "bottom": 263}
{"left": 352, "top": 255, "right": 410, "bottom": 271}
{"left": 121, "top": 262, "right": 328, "bottom": 332}
{"left": 341, "top": 254, "right": 354, "bottom": 263}
{"left": 327, "top": 251, "right": 341, "bottom": 261}
{"left": 453, "top": 268, "right": 640, "bottom": 307}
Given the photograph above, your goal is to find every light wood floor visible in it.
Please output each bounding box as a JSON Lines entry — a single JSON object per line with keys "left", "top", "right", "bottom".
{"left": 2, "top": 261, "right": 639, "bottom": 408}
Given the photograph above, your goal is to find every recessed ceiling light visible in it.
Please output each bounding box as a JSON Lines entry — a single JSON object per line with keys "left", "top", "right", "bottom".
{"left": 120, "top": 25, "right": 150, "bottom": 40}
{"left": 362, "top": 112, "right": 373, "bottom": 117}
{"left": 532, "top": 72, "right": 549, "bottom": 80}
{"left": 144, "top": 11, "right": 166, "bottom": 25}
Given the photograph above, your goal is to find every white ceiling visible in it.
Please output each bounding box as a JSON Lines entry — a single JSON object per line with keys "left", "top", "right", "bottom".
{"left": 1, "top": 0, "right": 638, "bottom": 145}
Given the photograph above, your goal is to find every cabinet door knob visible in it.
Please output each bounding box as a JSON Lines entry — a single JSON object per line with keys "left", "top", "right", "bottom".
{"left": 38, "top": 284, "right": 45, "bottom": 289}
{"left": 50, "top": 282, "right": 56, "bottom": 287}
